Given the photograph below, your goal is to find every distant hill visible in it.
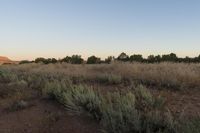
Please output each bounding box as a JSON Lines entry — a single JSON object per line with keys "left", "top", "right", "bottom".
{"left": 0, "top": 56, "right": 17, "bottom": 65}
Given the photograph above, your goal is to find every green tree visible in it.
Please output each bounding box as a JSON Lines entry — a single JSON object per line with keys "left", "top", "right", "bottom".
{"left": 198, "top": 55, "right": 200, "bottom": 61}
{"left": 154, "top": 55, "right": 161, "bottom": 62}
{"left": 147, "top": 55, "right": 155, "bottom": 63}
{"left": 51, "top": 58, "right": 58, "bottom": 64}
{"left": 105, "top": 56, "right": 115, "bottom": 64}
{"left": 35, "top": 58, "right": 57, "bottom": 64}
{"left": 87, "top": 56, "right": 101, "bottom": 64}
{"left": 61, "top": 56, "right": 72, "bottom": 63}
{"left": 71, "top": 55, "right": 84, "bottom": 64}
{"left": 162, "top": 53, "right": 177, "bottom": 62}
{"left": 35, "top": 58, "right": 46, "bottom": 64}
{"left": 129, "top": 54, "right": 143, "bottom": 62}
{"left": 117, "top": 52, "right": 129, "bottom": 62}
{"left": 184, "top": 56, "right": 191, "bottom": 63}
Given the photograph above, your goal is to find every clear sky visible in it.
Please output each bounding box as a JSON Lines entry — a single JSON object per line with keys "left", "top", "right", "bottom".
{"left": 0, "top": 0, "right": 200, "bottom": 60}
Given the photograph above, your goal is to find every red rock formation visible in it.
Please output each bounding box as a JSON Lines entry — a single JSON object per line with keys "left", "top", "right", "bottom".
{"left": 0, "top": 56, "right": 15, "bottom": 64}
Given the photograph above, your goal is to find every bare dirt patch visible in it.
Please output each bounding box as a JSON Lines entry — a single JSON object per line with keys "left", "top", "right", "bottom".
{"left": 0, "top": 98, "right": 99, "bottom": 133}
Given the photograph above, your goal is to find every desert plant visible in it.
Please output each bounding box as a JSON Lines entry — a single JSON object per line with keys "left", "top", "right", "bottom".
{"left": 42, "top": 80, "right": 177, "bottom": 133}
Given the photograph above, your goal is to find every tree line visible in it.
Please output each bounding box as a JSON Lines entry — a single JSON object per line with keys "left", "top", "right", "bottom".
{"left": 19, "top": 52, "right": 200, "bottom": 64}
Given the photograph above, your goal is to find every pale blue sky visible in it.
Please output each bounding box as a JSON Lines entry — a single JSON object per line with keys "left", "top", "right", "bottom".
{"left": 0, "top": 0, "right": 200, "bottom": 60}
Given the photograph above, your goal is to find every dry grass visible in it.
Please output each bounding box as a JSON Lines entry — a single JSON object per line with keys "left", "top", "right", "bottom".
{"left": 2, "top": 62, "right": 200, "bottom": 90}
{"left": 1, "top": 62, "right": 200, "bottom": 133}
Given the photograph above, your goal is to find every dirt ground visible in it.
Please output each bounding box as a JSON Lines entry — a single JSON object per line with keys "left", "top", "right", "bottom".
{"left": 0, "top": 83, "right": 199, "bottom": 133}
{"left": 155, "top": 88, "right": 200, "bottom": 117}
{"left": 0, "top": 95, "right": 99, "bottom": 133}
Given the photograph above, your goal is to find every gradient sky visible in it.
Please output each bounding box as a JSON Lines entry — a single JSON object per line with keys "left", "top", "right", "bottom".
{"left": 0, "top": 0, "right": 200, "bottom": 60}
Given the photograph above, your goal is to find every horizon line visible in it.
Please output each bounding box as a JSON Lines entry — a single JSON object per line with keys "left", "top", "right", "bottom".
{"left": 2, "top": 52, "right": 200, "bottom": 61}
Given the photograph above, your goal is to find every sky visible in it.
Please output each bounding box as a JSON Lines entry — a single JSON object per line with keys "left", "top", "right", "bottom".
{"left": 0, "top": 0, "right": 200, "bottom": 60}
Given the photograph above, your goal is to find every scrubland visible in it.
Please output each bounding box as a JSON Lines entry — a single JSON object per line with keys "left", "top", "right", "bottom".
{"left": 0, "top": 62, "right": 200, "bottom": 133}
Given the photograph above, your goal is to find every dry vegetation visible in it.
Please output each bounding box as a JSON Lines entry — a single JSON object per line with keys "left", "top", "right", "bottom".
{"left": 2, "top": 62, "right": 200, "bottom": 89}
{"left": 0, "top": 62, "right": 200, "bottom": 133}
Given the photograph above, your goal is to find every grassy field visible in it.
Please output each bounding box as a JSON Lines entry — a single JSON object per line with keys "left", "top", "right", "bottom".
{"left": 0, "top": 62, "right": 200, "bottom": 133}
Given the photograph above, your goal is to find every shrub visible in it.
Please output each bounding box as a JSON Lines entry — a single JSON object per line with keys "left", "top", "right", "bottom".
{"left": 100, "top": 92, "right": 141, "bottom": 133}
{"left": 43, "top": 81, "right": 177, "bottom": 133}
{"left": 44, "top": 80, "right": 102, "bottom": 116}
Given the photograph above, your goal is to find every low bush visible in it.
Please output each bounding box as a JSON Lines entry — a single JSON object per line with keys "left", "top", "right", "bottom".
{"left": 43, "top": 80, "right": 178, "bottom": 133}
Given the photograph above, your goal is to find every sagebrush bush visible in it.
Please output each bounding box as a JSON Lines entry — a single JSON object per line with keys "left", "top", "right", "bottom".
{"left": 44, "top": 80, "right": 102, "bottom": 116}
{"left": 42, "top": 79, "right": 178, "bottom": 133}
{"left": 100, "top": 92, "right": 141, "bottom": 133}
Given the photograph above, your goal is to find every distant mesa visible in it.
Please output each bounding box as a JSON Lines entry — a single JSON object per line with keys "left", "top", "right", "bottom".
{"left": 0, "top": 56, "right": 17, "bottom": 65}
